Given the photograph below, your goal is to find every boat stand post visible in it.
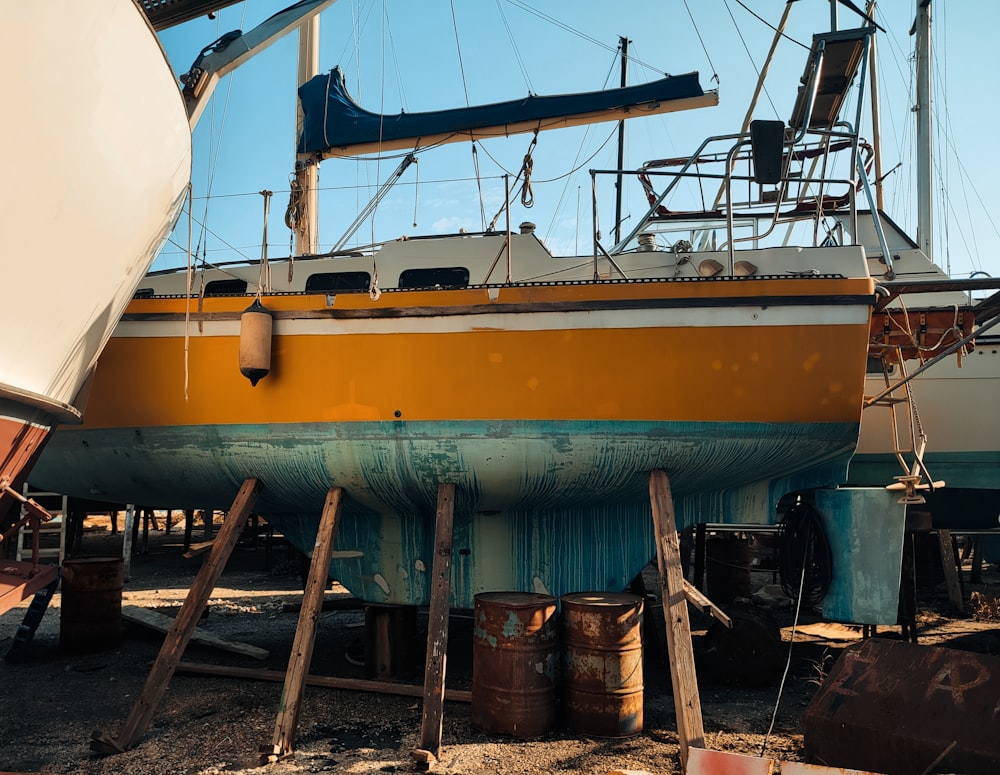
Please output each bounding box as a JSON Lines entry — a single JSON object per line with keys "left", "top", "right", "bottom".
{"left": 649, "top": 469, "right": 705, "bottom": 769}
{"left": 91, "top": 478, "right": 262, "bottom": 755}
{"left": 413, "top": 483, "right": 456, "bottom": 768}
{"left": 266, "top": 487, "right": 343, "bottom": 763}
{"left": 122, "top": 504, "right": 136, "bottom": 581}
{"left": 183, "top": 508, "right": 194, "bottom": 553}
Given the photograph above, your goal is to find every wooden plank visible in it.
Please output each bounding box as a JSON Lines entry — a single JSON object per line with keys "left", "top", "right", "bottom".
{"left": 682, "top": 580, "right": 733, "bottom": 629}
{"left": 937, "top": 529, "right": 964, "bottom": 612}
{"left": 182, "top": 540, "right": 214, "bottom": 558}
{"left": 417, "top": 483, "right": 456, "bottom": 758}
{"left": 175, "top": 661, "right": 473, "bottom": 703}
{"left": 121, "top": 605, "right": 269, "bottom": 660}
{"left": 91, "top": 478, "right": 261, "bottom": 754}
{"left": 649, "top": 470, "right": 705, "bottom": 768}
{"left": 268, "top": 487, "right": 343, "bottom": 761}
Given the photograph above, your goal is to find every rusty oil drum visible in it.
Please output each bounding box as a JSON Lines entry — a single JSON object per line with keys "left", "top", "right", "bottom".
{"left": 60, "top": 557, "right": 124, "bottom": 652}
{"left": 471, "top": 591, "right": 558, "bottom": 738}
{"left": 561, "top": 591, "right": 644, "bottom": 737}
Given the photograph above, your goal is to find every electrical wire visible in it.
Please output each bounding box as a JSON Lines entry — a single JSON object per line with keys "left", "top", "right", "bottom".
{"left": 760, "top": 532, "right": 808, "bottom": 757}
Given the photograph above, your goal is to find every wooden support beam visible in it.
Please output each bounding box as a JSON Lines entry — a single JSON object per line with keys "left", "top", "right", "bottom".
{"left": 121, "top": 605, "right": 269, "bottom": 660}
{"left": 937, "top": 529, "right": 964, "bottom": 612}
{"left": 971, "top": 537, "right": 984, "bottom": 585}
{"left": 122, "top": 504, "right": 136, "bottom": 581}
{"left": 141, "top": 507, "right": 150, "bottom": 554}
{"left": 91, "top": 478, "right": 262, "bottom": 755}
{"left": 415, "top": 483, "right": 456, "bottom": 764}
{"left": 176, "top": 661, "right": 473, "bottom": 703}
{"left": 649, "top": 469, "right": 705, "bottom": 768}
{"left": 683, "top": 579, "right": 733, "bottom": 629}
{"left": 268, "top": 487, "right": 343, "bottom": 762}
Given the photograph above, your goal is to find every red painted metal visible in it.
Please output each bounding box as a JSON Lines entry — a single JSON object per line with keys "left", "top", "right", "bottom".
{"left": 0, "top": 560, "right": 59, "bottom": 616}
{"left": 686, "top": 747, "right": 775, "bottom": 775}
{"left": 804, "top": 638, "right": 1000, "bottom": 775}
{"left": 561, "top": 591, "right": 644, "bottom": 737}
{"left": 471, "top": 592, "right": 557, "bottom": 738}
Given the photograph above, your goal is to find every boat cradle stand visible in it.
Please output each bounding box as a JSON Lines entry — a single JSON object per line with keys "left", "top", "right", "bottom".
{"left": 413, "top": 472, "right": 712, "bottom": 770}
{"left": 91, "top": 478, "right": 264, "bottom": 755}
{"left": 88, "top": 473, "right": 714, "bottom": 770}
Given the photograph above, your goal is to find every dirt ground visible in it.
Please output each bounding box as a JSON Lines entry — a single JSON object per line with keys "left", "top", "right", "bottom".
{"left": 2, "top": 516, "right": 999, "bottom": 775}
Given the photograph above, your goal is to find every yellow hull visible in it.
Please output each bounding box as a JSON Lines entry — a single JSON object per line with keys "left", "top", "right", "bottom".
{"left": 87, "top": 276, "right": 873, "bottom": 428}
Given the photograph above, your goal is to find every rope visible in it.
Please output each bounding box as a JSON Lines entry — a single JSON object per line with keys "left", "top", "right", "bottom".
{"left": 486, "top": 130, "right": 538, "bottom": 231}
{"left": 520, "top": 142, "right": 535, "bottom": 208}
{"left": 472, "top": 143, "right": 487, "bottom": 232}
{"left": 184, "top": 183, "right": 193, "bottom": 404}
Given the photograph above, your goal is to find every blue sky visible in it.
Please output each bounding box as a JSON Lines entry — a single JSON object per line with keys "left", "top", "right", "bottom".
{"left": 156, "top": 1, "right": 1000, "bottom": 284}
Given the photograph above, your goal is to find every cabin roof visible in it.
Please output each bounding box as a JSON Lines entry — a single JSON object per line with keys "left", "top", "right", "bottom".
{"left": 139, "top": 0, "right": 243, "bottom": 31}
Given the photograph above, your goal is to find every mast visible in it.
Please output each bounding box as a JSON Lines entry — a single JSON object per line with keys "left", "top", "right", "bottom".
{"left": 613, "top": 36, "right": 629, "bottom": 245}
{"left": 915, "top": 0, "right": 933, "bottom": 260}
{"left": 294, "top": 15, "right": 321, "bottom": 255}
{"left": 867, "top": 1, "right": 885, "bottom": 211}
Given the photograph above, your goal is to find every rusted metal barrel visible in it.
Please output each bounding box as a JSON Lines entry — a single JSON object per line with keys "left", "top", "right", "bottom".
{"left": 561, "top": 591, "right": 643, "bottom": 737}
{"left": 60, "top": 557, "right": 124, "bottom": 652}
{"left": 804, "top": 638, "right": 1000, "bottom": 775}
{"left": 471, "top": 591, "right": 558, "bottom": 738}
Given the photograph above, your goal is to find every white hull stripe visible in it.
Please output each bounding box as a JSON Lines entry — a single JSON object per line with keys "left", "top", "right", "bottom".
{"left": 116, "top": 302, "right": 871, "bottom": 338}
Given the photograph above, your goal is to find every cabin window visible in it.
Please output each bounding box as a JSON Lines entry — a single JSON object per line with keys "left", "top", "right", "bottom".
{"left": 398, "top": 267, "right": 470, "bottom": 289}
{"left": 305, "top": 271, "right": 371, "bottom": 292}
{"left": 204, "top": 279, "right": 249, "bottom": 296}
{"left": 133, "top": 288, "right": 154, "bottom": 299}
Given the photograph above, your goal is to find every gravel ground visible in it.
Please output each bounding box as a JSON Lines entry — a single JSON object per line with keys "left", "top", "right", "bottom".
{"left": 2, "top": 519, "right": 998, "bottom": 775}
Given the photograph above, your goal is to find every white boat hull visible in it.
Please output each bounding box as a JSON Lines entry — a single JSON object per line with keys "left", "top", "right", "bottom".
{"left": 0, "top": 1, "right": 190, "bottom": 496}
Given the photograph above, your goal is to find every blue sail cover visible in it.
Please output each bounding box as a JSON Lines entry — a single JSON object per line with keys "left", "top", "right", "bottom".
{"left": 298, "top": 65, "right": 711, "bottom": 156}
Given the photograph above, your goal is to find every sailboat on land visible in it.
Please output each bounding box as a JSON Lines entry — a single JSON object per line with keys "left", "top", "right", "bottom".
{"left": 35, "top": 6, "right": 899, "bottom": 618}
{"left": 847, "top": 0, "right": 1000, "bottom": 532}
{"left": 0, "top": 2, "right": 191, "bottom": 613}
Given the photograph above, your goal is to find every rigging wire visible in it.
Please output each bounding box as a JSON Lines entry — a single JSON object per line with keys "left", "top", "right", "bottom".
{"left": 495, "top": 0, "right": 534, "bottom": 95}
{"left": 682, "top": 0, "right": 720, "bottom": 84}
{"left": 450, "top": 0, "right": 471, "bottom": 107}
{"left": 194, "top": 2, "right": 249, "bottom": 273}
{"left": 734, "top": 0, "right": 809, "bottom": 51}
{"left": 502, "top": 0, "right": 665, "bottom": 80}
{"left": 541, "top": 51, "right": 618, "bottom": 246}
{"left": 720, "top": 0, "right": 779, "bottom": 119}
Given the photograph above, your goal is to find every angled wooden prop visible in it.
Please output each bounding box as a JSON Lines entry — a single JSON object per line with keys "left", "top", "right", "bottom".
{"left": 267, "top": 486, "right": 343, "bottom": 762}
{"left": 414, "top": 483, "right": 456, "bottom": 766}
{"left": 91, "top": 478, "right": 262, "bottom": 754}
{"left": 649, "top": 469, "right": 705, "bottom": 768}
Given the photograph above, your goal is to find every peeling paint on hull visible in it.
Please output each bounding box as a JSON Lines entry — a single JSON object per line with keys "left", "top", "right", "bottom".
{"left": 35, "top": 418, "right": 855, "bottom": 605}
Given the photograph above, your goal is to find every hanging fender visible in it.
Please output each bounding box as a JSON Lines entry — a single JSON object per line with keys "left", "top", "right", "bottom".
{"left": 239, "top": 299, "right": 273, "bottom": 387}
